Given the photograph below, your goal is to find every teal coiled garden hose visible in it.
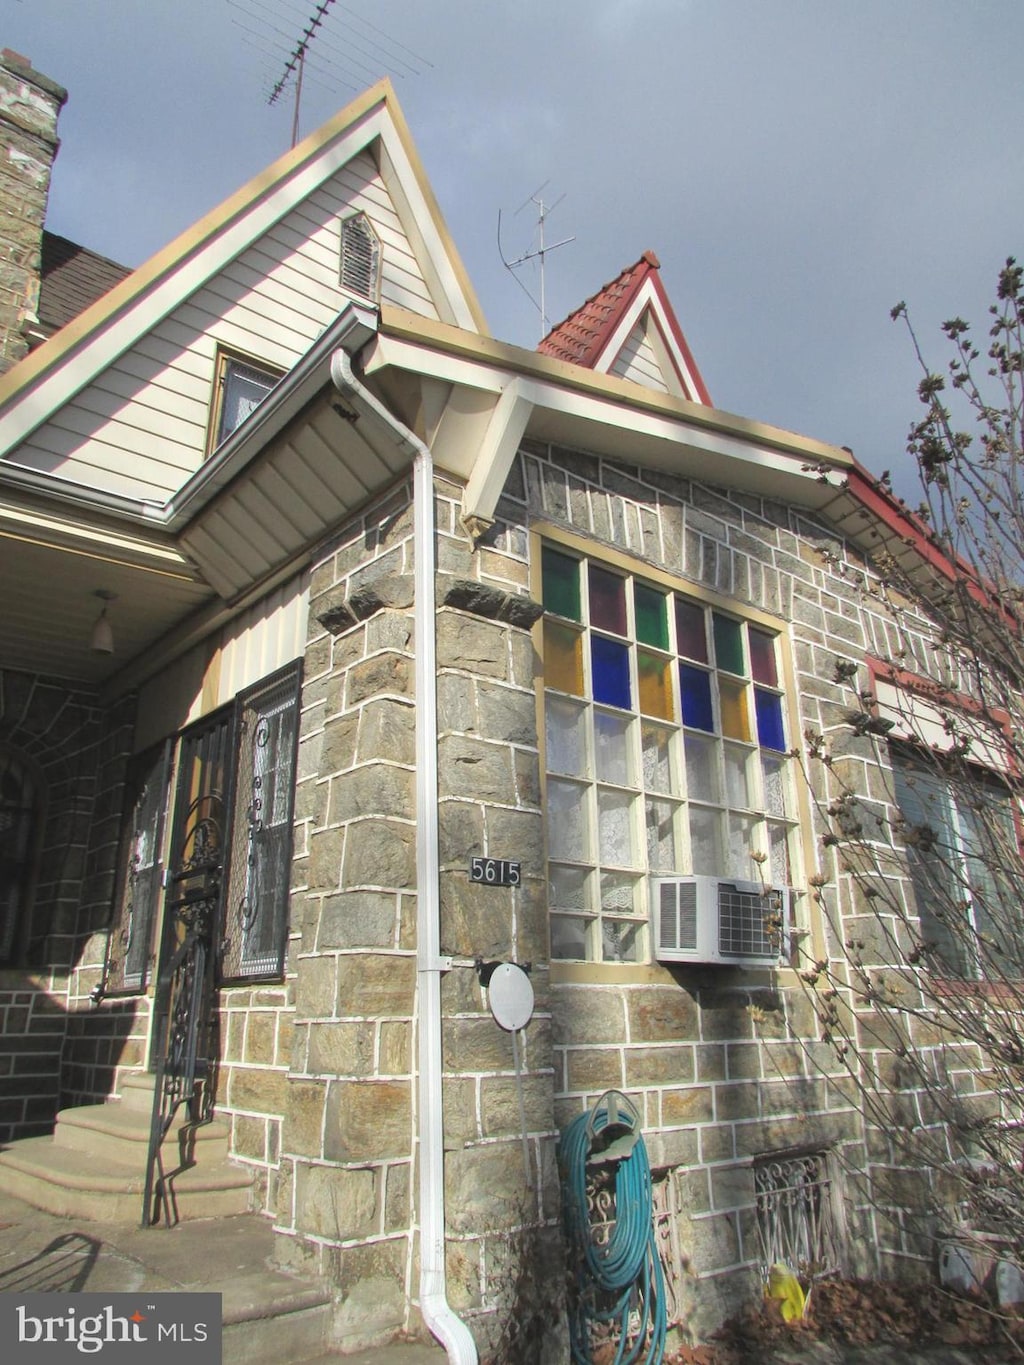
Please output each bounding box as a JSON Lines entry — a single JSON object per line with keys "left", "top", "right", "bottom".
{"left": 560, "top": 1092, "right": 667, "bottom": 1365}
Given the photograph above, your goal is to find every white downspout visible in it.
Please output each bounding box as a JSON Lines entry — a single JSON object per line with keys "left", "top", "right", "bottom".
{"left": 330, "top": 348, "right": 478, "bottom": 1365}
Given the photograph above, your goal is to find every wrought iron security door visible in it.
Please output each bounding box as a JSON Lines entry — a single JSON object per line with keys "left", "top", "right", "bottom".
{"left": 143, "top": 709, "right": 233, "bottom": 1226}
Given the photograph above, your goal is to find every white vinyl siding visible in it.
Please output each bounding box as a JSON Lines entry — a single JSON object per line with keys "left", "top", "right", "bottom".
{"left": 610, "top": 320, "right": 670, "bottom": 393}
{"left": 8, "top": 154, "right": 438, "bottom": 500}
{"left": 134, "top": 574, "right": 309, "bottom": 752}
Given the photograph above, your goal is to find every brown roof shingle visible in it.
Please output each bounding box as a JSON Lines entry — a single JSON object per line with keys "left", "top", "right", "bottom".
{"left": 36, "top": 231, "right": 132, "bottom": 338}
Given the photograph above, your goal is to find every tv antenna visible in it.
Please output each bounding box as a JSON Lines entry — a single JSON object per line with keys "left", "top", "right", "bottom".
{"left": 498, "top": 183, "right": 575, "bottom": 341}
{"left": 268, "top": 0, "right": 339, "bottom": 147}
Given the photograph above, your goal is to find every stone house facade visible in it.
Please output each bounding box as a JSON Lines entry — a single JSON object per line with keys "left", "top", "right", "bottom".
{"left": 0, "top": 58, "right": 980, "bottom": 1361}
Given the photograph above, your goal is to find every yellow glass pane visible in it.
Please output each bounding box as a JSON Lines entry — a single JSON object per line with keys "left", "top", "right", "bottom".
{"left": 719, "top": 679, "right": 751, "bottom": 741}
{"left": 544, "top": 620, "right": 584, "bottom": 696}
{"left": 638, "top": 651, "right": 674, "bottom": 720}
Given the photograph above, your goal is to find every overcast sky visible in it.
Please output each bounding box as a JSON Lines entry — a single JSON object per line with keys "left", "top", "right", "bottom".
{"left": 6, "top": 1, "right": 1023, "bottom": 501}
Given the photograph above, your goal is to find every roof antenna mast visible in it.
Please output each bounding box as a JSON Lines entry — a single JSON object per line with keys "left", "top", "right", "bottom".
{"left": 268, "top": 0, "right": 338, "bottom": 147}
{"left": 498, "top": 183, "right": 575, "bottom": 341}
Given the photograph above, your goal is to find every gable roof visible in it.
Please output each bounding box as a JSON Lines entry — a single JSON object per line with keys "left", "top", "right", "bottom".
{"left": 34, "top": 232, "right": 132, "bottom": 340}
{"left": 0, "top": 79, "right": 487, "bottom": 457}
{"left": 538, "top": 250, "right": 712, "bottom": 404}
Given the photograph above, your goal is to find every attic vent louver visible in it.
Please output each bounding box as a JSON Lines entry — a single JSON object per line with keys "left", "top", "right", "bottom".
{"left": 340, "top": 212, "right": 381, "bottom": 302}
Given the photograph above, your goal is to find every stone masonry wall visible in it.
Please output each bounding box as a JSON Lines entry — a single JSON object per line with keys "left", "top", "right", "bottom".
{"left": 432, "top": 474, "right": 564, "bottom": 1360}
{"left": 218, "top": 980, "right": 293, "bottom": 1217}
{"left": 273, "top": 482, "right": 422, "bottom": 1349}
{"left": 493, "top": 437, "right": 912, "bottom": 1339}
{"left": 268, "top": 473, "right": 566, "bottom": 1358}
{"left": 260, "top": 433, "right": 948, "bottom": 1350}
{"left": 0, "top": 50, "right": 65, "bottom": 373}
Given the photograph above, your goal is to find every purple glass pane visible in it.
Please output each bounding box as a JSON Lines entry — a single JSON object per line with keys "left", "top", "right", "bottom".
{"left": 589, "top": 565, "right": 627, "bottom": 635}
{"left": 675, "top": 598, "right": 708, "bottom": 662}
{"left": 749, "top": 628, "right": 778, "bottom": 686}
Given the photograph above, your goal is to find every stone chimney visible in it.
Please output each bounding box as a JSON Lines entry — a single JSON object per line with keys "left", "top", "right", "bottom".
{"left": 0, "top": 49, "right": 67, "bottom": 374}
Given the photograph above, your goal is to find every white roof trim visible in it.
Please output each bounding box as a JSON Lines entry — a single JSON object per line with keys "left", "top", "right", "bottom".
{"left": 366, "top": 331, "right": 847, "bottom": 507}
{"left": 377, "top": 132, "right": 480, "bottom": 333}
{"left": 0, "top": 103, "right": 479, "bottom": 455}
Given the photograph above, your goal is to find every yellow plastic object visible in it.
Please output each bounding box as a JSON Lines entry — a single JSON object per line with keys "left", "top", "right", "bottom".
{"left": 766, "top": 1263, "right": 807, "bottom": 1322}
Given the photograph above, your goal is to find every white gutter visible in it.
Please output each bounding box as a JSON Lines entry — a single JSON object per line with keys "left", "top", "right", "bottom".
{"left": 330, "top": 347, "right": 478, "bottom": 1365}
{"left": 0, "top": 305, "right": 380, "bottom": 532}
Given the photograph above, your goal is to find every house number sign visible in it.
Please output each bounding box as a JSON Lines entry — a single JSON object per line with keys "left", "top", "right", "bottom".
{"left": 468, "top": 858, "right": 521, "bottom": 887}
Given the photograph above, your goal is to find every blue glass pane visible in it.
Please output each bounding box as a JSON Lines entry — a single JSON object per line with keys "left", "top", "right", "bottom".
{"left": 679, "top": 664, "right": 714, "bottom": 732}
{"left": 755, "top": 689, "right": 786, "bottom": 751}
{"left": 592, "top": 636, "right": 631, "bottom": 709}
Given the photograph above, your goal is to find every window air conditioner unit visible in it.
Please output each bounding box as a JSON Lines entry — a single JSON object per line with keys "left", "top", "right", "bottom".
{"left": 652, "top": 875, "right": 790, "bottom": 966}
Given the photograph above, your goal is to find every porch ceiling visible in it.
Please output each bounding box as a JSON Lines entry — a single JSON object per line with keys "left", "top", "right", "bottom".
{"left": 0, "top": 366, "right": 416, "bottom": 692}
{"left": 0, "top": 522, "right": 213, "bottom": 686}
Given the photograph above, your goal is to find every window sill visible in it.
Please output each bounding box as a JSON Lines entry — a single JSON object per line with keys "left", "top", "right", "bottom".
{"left": 930, "top": 976, "right": 1024, "bottom": 1001}
{"left": 550, "top": 958, "right": 794, "bottom": 986}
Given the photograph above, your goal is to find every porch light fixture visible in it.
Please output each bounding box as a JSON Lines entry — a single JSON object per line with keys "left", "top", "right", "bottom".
{"left": 90, "top": 590, "right": 117, "bottom": 654}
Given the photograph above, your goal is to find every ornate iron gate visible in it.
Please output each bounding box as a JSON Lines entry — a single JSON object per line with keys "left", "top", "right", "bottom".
{"left": 142, "top": 710, "right": 233, "bottom": 1226}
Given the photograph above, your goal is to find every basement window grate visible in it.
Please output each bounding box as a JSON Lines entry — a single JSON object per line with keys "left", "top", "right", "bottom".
{"left": 754, "top": 1151, "right": 844, "bottom": 1281}
{"left": 584, "top": 1164, "right": 685, "bottom": 1328}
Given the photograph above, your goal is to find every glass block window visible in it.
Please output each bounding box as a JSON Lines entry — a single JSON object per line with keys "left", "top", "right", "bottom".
{"left": 541, "top": 544, "right": 798, "bottom": 963}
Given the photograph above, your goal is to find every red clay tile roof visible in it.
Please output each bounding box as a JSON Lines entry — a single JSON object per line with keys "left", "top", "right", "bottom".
{"left": 36, "top": 231, "right": 132, "bottom": 338}
{"left": 538, "top": 250, "right": 661, "bottom": 368}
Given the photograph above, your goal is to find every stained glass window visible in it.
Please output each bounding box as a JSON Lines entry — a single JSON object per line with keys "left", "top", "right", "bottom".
{"left": 542, "top": 546, "right": 581, "bottom": 621}
{"left": 592, "top": 636, "right": 631, "bottom": 709}
{"left": 542, "top": 540, "right": 798, "bottom": 962}
{"left": 589, "top": 566, "right": 627, "bottom": 634}
{"left": 635, "top": 584, "right": 669, "bottom": 649}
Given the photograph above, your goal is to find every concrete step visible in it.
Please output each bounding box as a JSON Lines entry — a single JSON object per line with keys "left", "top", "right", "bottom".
{"left": 53, "top": 1101, "right": 232, "bottom": 1166}
{"left": 222, "top": 1287, "right": 335, "bottom": 1365}
{"left": 0, "top": 1134, "right": 252, "bottom": 1222}
{"left": 116, "top": 1070, "right": 161, "bottom": 1112}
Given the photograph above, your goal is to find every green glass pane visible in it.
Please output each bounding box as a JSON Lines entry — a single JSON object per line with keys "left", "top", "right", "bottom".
{"left": 542, "top": 546, "right": 581, "bottom": 621}
{"left": 635, "top": 583, "right": 669, "bottom": 649}
{"left": 713, "top": 614, "right": 744, "bottom": 675}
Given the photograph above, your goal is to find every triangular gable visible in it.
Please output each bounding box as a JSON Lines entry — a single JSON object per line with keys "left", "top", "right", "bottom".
{"left": 0, "top": 80, "right": 486, "bottom": 497}
{"left": 538, "top": 251, "right": 711, "bottom": 404}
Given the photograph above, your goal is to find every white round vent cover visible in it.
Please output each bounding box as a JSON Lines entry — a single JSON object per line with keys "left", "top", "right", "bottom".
{"left": 487, "top": 962, "right": 534, "bottom": 1032}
